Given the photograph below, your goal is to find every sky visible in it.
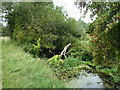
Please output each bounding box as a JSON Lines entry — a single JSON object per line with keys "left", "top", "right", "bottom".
{"left": 53, "top": 0, "right": 95, "bottom": 23}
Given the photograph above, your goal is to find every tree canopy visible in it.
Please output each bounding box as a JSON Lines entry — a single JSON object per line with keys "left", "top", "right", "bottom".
{"left": 1, "top": 2, "right": 88, "bottom": 57}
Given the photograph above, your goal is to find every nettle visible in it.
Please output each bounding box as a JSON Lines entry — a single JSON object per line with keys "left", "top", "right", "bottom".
{"left": 90, "top": 6, "right": 120, "bottom": 68}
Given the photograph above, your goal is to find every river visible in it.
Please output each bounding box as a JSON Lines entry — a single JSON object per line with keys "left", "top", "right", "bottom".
{"left": 66, "top": 70, "right": 120, "bottom": 89}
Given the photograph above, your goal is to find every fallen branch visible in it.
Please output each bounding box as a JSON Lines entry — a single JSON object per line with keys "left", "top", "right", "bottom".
{"left": 60, "top": 43, "right": 71, "bottom": 59}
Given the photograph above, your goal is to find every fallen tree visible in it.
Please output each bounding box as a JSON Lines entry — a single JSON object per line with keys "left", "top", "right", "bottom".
{"left": 60, "top": 43, "right": 71, "bottom": 58}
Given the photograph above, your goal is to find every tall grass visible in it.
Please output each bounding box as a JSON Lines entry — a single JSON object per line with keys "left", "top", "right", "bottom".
{"left": 2, "top": 40, "right": 65, "bottom": 88}
{"left": 0, "top": 39, "right": 2, "bottom": 88}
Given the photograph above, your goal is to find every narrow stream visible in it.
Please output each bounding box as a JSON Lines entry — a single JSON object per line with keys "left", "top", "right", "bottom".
{"left": 66, "top": 70, "right": 120, "bottom": 89}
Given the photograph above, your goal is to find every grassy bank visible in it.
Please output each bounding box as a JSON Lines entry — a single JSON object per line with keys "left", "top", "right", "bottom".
{"left": 2, "top": 40, "right": 65, "bottom": 88}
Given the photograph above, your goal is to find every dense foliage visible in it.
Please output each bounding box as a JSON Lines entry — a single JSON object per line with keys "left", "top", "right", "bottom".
{"left": 76, "top": 1, "right": 120, "bottom": 69}
{"left": 1, "top": 1, "right": 120, "bottom": 87}
{"left": 2, "top": 2, "right": 87, "bottom": 57}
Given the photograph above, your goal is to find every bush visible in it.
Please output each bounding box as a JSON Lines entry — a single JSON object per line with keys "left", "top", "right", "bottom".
{"left": 48, "top": 55, "right": 81, "bottom": 69}
{"left": 67, "top": 39, "right": 82, "bottom": 59}
{"left": 63, "top": 57, "right": 81, "bottom": 69}
{"left": 67, "top": 38, "right": 93, "bottom": 61}
{"left": 48, "top": 55, "right": 64, "bottom": 68}
{"left": 81, "top": 50, "right": 93, "bottom": 61}
{"left": 1, "top": 27, "right": 10, "bottom": 36}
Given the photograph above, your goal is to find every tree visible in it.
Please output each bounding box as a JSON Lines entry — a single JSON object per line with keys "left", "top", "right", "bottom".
{"left": 2, "top": 2, "right": 78, "bottom": 57}
{"left": 75, "top": 1, "right": 120, "bottom": 68}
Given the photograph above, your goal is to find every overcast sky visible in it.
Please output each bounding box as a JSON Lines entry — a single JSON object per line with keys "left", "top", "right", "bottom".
{"left": 53, "top": 0, "right": 95, "bottom": 23}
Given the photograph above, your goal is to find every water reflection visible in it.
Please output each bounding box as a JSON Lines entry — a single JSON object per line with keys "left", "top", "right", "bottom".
{"left": 66, "top": 70, "right": 107, "bottom": 88}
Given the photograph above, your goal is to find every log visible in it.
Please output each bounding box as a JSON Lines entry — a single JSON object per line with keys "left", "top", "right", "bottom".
{"left": 60, "top": 43, "right": 71, "bottom": 58}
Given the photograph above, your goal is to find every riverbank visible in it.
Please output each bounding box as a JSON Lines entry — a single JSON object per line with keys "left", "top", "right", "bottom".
{"left": 1, "top": 39, "right": 120, "bottom": 88}
{"left": 47, "top": 54, "right": 120, "bottom": 88}
{"left": 64, "top": 61, "right": 120, "bottom": 88}
{"left": 2, "top": 40, "right": 65, "bottom": 88}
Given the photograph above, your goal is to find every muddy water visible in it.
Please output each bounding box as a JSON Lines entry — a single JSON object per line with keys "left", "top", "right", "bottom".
{"left": 66, "top": 70, "right": 118, "bottom": 88}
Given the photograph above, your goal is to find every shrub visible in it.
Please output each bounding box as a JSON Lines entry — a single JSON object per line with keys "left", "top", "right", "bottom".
{"left": 48, "top": 55, "right": 64, "bottom": 68}
{"left": 63, "top": 57, "right": 81, "bottom": 69}
{"left": 67, "top": 38, "right": 93, "bottom": 61}
{"left": 81, "top": 50, "right": 93, "bottom": 61}
{"left": 1, "top": 27, "right": 10, "bottom": 36}
{"left": 67, "top": 39, "right": 82, "bottom": 59}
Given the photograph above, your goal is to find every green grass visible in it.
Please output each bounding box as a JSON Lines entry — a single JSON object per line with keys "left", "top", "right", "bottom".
{"left": 2, "top": 40, "right": 65, "bottom": 88}
{"left": 0, "top": 39, "right": 2, "bottom": 85}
